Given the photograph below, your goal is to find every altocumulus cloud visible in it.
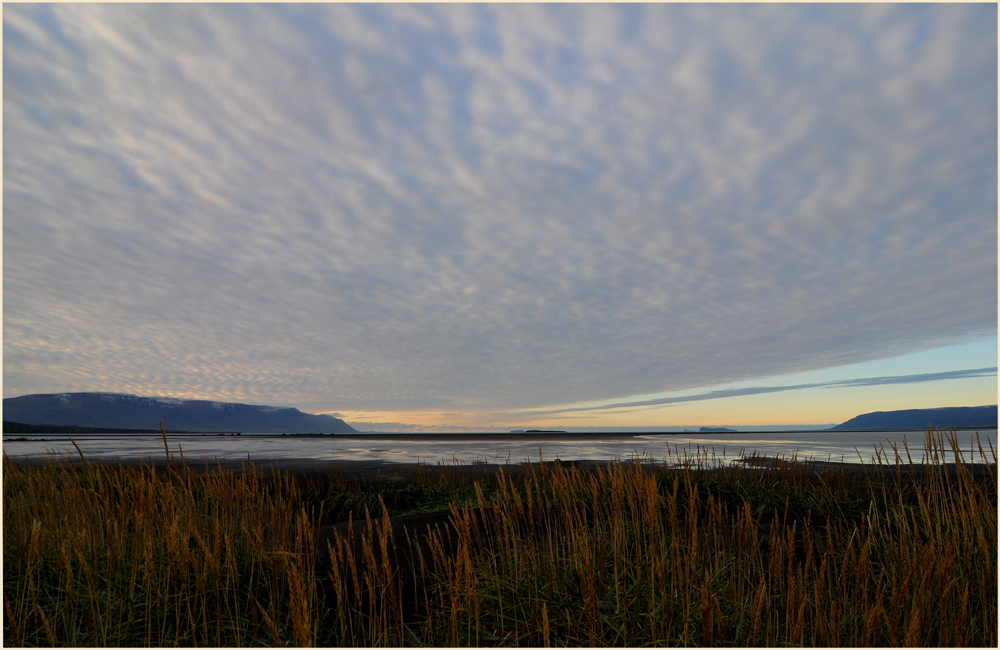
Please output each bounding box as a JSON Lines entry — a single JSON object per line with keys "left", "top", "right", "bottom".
{"left": 3, "top": 4, "right": 996, "bottom": 414}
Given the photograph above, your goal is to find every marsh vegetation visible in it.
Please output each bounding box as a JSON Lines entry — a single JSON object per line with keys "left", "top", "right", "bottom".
{"left": 3, "top": 429, "right": 996, "bottom": 646}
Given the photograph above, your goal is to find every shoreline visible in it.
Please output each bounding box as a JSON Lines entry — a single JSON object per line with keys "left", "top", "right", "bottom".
{"left": 5, "top": 425, "right": 996, "bottom": 436}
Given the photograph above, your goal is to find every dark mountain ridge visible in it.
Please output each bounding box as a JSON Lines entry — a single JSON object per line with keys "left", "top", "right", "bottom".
{"left": 832, "top": 405, "right": 997, "bottom": 431}
{"left": 2, "top": 392, "right": 355, "bottom": 433}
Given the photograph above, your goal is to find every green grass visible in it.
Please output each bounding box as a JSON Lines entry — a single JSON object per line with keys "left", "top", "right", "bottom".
{"left": 4, "top": 428, "right": 996, "bottom": 646}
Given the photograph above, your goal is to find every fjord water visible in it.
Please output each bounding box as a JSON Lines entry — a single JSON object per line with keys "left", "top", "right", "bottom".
{"left": 4, "top": 429, "right": 996, "bottom": 466}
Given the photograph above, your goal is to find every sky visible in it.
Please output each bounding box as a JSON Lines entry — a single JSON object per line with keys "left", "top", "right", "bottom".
{"left": 3, "top": 3, "right": 997, "bottom": 432}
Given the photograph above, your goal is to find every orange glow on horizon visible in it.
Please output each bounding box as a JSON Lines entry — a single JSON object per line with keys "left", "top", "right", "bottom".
{"left": 320, "top": 377, "right": 997, "bottom": 431}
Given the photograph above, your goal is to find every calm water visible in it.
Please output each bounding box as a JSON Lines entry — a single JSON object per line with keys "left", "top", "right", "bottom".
{"left": 3, "top": 429, "right": 996, "bottom": 467}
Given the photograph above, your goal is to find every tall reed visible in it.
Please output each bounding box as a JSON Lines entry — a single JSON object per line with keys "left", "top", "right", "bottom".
{"left": 3, "top": 456, "right": 319, "bottom": 647}
{"left": 346, "top": 428, "right": 997, "bottom": 646}
{"left": 4, "top": 427, "right": 996, "bottom": 646}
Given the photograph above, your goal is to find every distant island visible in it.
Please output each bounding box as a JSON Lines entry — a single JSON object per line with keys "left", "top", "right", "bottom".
{"left": 2, "top": 392, "right": 356, "bottom": 434}
{"left": 699, "top": 427, "right": 738, "bottom": 433}
{"left": 832, "top": 405, "right": 997, "bottom": 431}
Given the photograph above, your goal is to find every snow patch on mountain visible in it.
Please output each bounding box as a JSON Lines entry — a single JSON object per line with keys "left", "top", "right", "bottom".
{"left": 96, "top": 392, "right": 183, "bottom": 407}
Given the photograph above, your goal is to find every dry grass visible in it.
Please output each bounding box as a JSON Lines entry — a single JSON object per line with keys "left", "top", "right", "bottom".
{"left": 3, "top": 455, "right": 319, "bottom": 647}
{"left": 4, "top": 427, "right": 997, "bottom": 646}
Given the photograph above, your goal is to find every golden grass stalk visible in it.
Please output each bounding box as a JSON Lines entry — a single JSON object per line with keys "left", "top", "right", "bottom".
{"left": 4, "top": 427, "right": 995, "bottom": 646}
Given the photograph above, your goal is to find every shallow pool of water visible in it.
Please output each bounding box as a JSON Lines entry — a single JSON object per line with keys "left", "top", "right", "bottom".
{"left": 3, "top": 429, "right": 995, "bottom": 467}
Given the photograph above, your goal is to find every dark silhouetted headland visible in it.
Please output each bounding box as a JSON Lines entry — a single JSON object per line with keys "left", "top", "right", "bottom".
{"left": 2, "top": 392, "right": 356, "bottom": 433}
{"left": 832, "top": 405, "right": 997, "bottom": 430}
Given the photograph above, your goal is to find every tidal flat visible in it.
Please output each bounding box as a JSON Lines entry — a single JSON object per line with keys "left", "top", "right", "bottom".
{"left": 4, "top": 429, "right": 996, "bottom": 646}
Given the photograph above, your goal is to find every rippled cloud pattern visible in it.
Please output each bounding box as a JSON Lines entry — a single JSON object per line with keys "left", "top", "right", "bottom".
{"left": 4, "top": 4, "right": 996, "bottom": 414}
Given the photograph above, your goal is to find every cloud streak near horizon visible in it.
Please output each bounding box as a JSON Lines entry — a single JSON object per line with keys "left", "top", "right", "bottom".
{"left": 3, "top": 4, "right": 996, "bottom": 416}
{"left": 507, "top": 367, "right": 999, "bottom": 416}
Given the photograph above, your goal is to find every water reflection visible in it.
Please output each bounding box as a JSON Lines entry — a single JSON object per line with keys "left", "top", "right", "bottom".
{"left": 3, "top": 429, "right": 996, "bottom": 467}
